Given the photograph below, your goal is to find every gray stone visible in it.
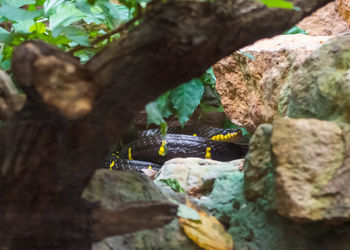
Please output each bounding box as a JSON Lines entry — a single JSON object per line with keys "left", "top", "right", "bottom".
{"left": 286, "top": 33, "right": 350, "bottom": 122}
{"left": 154, "top": 157, "right": 243, "bottom": 196}
{"left": 244, "top": 124, "right": 274, "bottom": 202}
{"left": 84, "top": 170, "right": 196, "bottom": 249}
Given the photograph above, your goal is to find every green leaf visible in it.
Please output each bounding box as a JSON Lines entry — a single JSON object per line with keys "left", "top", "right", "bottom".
{"left": 170, "top": 79, "right": 204, "bottom": 126}
{"left": 145, "top": 101, "right": 167, "bottom": 126}
{"left": 200, "top": 67, "right": 216, "bottom": 88}
{"left": 35, "top": 0, "right": 46, "bottom": 5}
{"left": 0, "top": 4, "right": 42, "bottom": 22}
{"left": 12, "top": 19, "right": 35, "bottom": 33}
{"left": 3, "top": 0, "right": 35, "bottom": 8}
{"left": 177, "top": 204, "right": 201, "bottom": 221}
{"left": 52, "top": 26, "right": 90, "bottom": 46}
{"left": 74, "top": 49, "right": 95, "bottom": 64}
{"left": 43, "top": 0, "right": 65, "bottom": 15}
{"left": 97, "top": 1, "right": 129, "bottom": 28}
{"left": 75, "top": 0, "right": 94, "bottom": 14}
{"left": 27, "top": 4, "right": 36, "bottom": 11}
{"left": 29, "top": 22, "right": 46, "bottom": 33}
{"left": 0, "top": 27, "right": 11, "bottom": 42}
{"left": 159, "top": 179, "right": 186, "bottom": 193}
{"left": 49, "top": 3, "right": 86, "bottom": 29}
{"left": 260, "top": 0, "right": 294, "bottom": 9}
{"left": 283, "top": 26, "right": 307, "bottom": 35}
{"left": 199, "top": 103, "right": 224, "bottom": 113}
{"left": 156, "top": 91, "right": 173, "bottom": 118}
{"left": 0, "top": 57, "right": 11, "bottom": 71}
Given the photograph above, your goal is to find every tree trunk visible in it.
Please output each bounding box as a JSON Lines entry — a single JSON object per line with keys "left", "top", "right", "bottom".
{"left": 0, "top": 0, "right": 332, "bottom": 249}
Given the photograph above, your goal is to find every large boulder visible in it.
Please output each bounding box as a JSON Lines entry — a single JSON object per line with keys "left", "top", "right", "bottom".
{"left": 154, "top": 157, "right": 244, "bottom": 197}
{"left": 297, "top": 1, "right": 350, "bottom": 36}
{"left": 85, "top": 170, "right": 197, "bottom": 250}
{"left": 244, "top": 118, "right": 350, "bottom": 223}
{"left": 214, "top": 34, "right": 329, "bottom": 132}
{"left": 286, "top": 34, "right": 350, "bottom": 121}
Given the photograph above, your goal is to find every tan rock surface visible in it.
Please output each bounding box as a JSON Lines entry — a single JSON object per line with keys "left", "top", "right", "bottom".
{"left": 214, "top": 34, "right": 329, "bottom": 132}
{"left": 271, "top": 118, "right": 347, "bottom": 222}
{"left": 297, "top": 1, "right": 350, "bottom": 36}
{"left": 336, "top": 0, "right": 350, "bottom": 27}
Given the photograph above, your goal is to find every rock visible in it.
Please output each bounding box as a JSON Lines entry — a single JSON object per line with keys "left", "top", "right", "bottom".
{"left": 154, "top": 157, "right": 244, "bottom": 197}
{"left": 82, "top": 169, "right": 167, "bottom": 208}
{"left": 214, "top": 34, "right": 329, "bottom": 132}
{"left": 84, "top": 170, "right": 196, "bottom": 249}
{"left": 336, "top": 0, "right": 350, "bottom": 27}
{"left": 199, "top": 171, "right": 310, "bottom": 250}
{"left": 200, "top": 166, "right": 350, "bottom": 250}
{"left": 243, "top": 124, "right": 274, "bottom": 201}
{"left": 93, "top": 219, "right": 200, "bottom": 250}
{"left": 286, "top": 33, "right": 350, "bottom": 122}
{"left": 244, "top": 118, "right": 350, "bottom": 223}
{"left": 271, "top": 118, "right": 346, "bottom": 222}
{"left": 0, "top": 70, "right": 25, "bottom": 121}
{"left": 297, "top": 1, "right": 350, "bottom": 36}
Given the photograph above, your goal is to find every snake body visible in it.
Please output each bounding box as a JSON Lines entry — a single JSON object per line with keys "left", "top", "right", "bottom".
{"left": 105, "top": 126, "right": 249, "bottom": 172}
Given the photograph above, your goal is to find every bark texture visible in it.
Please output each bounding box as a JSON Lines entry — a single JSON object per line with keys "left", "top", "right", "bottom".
{"left": 0, "top": 0, "right": 332, "bottom": 249}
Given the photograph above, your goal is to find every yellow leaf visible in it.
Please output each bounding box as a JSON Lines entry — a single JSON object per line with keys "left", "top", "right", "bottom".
{"left": 179, "top": 201, "right": 233, "bottom": 250}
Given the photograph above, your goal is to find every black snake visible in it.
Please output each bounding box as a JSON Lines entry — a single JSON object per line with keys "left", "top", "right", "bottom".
{"left": 105, "top": 126, "right": 249, "bottom": 172}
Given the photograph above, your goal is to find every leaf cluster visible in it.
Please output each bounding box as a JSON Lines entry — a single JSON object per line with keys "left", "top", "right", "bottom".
{"left": 146, "top": 68, "right": 217, "bottom": 128}
{"left": 0, "top": 0, "right": 134, "bottom": 69}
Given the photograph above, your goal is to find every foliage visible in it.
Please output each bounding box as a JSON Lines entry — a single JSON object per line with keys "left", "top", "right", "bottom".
{"left": 146, "top": 68, "right": 215, "bottom": 127}
{"left": 256, "top": 0, "right": 297, "bottom": 9}
{"left": 159, "top": 178, "right": 185, "bottom": 193}
{"left": 0, "top": 0, "right": 134, "bottom": 70}
{"left": 283, "top": 25, "right": 307, "bottom": 35}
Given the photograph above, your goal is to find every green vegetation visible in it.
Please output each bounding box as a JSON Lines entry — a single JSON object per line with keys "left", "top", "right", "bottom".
{"left": 257, "top": 0, "right": 296, "bottom": 9}
{"left": 0, "top": 0, "right": 137, "bottom": 70}
{"left": 146, "top": 68, "right": 217, "bottom": 128}
{"left": 159, "top": 178, "right": 185, "bottom": 193}
{"left": 283, "top": 26, "right": 307, "bottom": 35}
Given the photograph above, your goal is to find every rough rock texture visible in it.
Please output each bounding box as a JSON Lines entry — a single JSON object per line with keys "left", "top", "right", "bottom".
{"left": 93, "top": 219, "right": 199, "bottom": 250}
{"left": 199, "top": 171, "right": 311, "bottom": 250}
{"left": 154, "top": 158, "right": 244, "bottom": 196}
{"left": 243, "top": 124, "right": 274, "bottom": 201}
{"left": 214, "top": 34, "right": 329, "bottom": 132}
{"left": 0, "top": 70, "right": 25, "bottom": 121}
{"left": 271, "top": 118, "right": 347, "bottom": 222}
{"left": 336, "top": 0, "right": 350, "bottom": 26}
{"left": 297, "top": 1, "right": 350, "bottom": 36}
{"left": 200, "top": 167, "right": 350, "bottom": 250}
{"left": 84, "top": 170, "right": 196, "bottom": 249}
{"left": 245, "top": 118, "right": 350, "bottom": 223}
{"left": 82, "top": 170, "right": 168, "bottom": 207}
{"left": 286, "top": 33, "right": 350, "bottom": 122}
